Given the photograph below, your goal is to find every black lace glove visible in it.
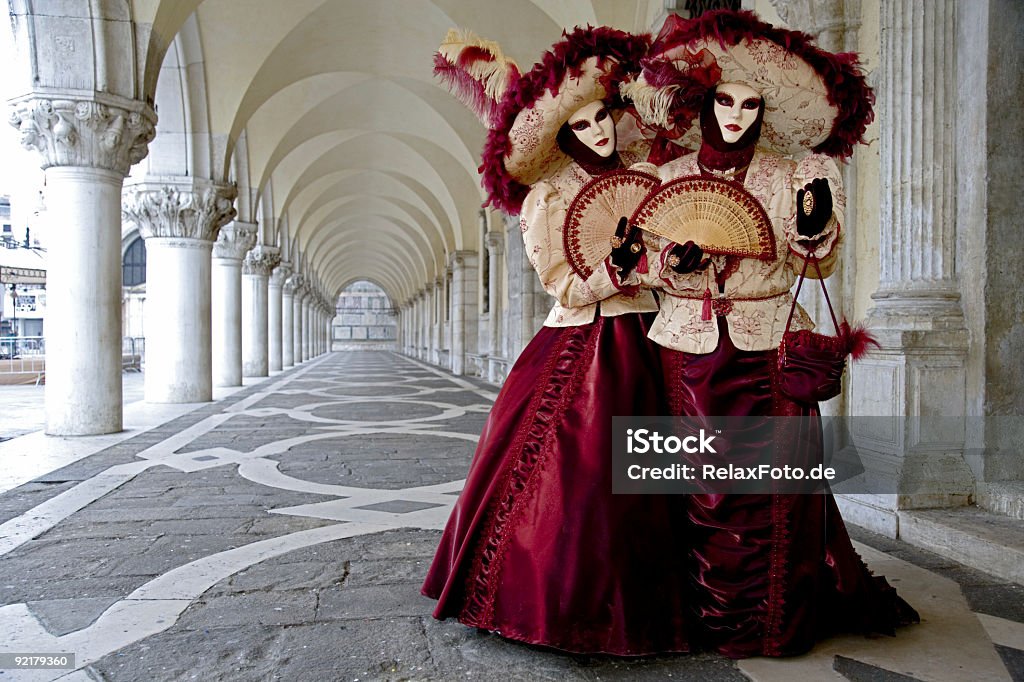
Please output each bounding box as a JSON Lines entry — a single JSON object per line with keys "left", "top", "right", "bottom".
{"left": 666, "top": 241, "right": 708, "bottom": 274}
{"left": 796, "top": 177, "right": 833, "bottom": 238}
{"left": 609, "top": 216, "right": 644, "bottom": 276}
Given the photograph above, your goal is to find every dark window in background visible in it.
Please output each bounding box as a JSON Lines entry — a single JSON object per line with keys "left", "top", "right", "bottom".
{"left": 123, "top": 236, "right": 147, "bottom": 286}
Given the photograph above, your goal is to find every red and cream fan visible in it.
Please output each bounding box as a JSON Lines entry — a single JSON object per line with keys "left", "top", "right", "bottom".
{"left": 563, "top": 170, "right": 659, "bottom": 279}
{"left": 564, "top": 172, "right": 776, "bottom": 278}
{"left": 631, "top": 176, "right": 776, "bottom": 260}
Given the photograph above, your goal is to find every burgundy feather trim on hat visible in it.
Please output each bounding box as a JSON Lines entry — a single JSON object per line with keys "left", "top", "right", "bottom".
{"left": 481, "top": 26, "right": 651, "bottom": 214}
{"left": 433, "top": 30, "right": 521, "bottom": 129}
{"left": 650, "top": 9, "right": 874, "bottom": 159}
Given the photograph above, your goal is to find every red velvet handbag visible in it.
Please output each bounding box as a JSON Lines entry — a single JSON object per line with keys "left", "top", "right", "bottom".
{"left": 778, "top": 257, "right": 877, "bottom": 404}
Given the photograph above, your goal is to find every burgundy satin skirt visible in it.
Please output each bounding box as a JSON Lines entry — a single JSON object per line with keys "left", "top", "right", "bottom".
{"left": 663, "top": 318, "right": 919, "bottom": 658}
{"left": 422, "top": 313, "right": 694, "bottom": 655}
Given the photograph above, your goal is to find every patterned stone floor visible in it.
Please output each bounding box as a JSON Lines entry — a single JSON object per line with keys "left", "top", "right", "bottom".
{"left": 0, "top": 351, "right": 1020, "bottom": 681}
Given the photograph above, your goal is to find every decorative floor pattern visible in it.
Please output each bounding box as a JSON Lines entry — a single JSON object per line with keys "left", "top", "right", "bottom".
{"left": 0, "top": 351, "right": 1019, "bottom": 681}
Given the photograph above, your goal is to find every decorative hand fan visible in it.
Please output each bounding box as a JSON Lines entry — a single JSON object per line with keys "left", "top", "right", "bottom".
{"left": 564, "top": 169, "right": 660, "bottom": 279}
{"left": 631, "top": 176, "right": 776, "bottom": 261}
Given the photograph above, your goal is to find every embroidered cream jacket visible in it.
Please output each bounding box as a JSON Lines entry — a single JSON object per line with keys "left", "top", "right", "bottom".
{"left": 638, "top": 148, "right": 844, "bottom": 353}
{"left": 519, "top": 157, "right": 658, "bottom": 327}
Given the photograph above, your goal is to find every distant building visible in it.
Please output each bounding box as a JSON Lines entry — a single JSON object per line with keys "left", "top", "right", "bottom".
{"left": 333, "top": 281, "right": 397, "bottom": 350}
{"left": 0, "top": 196, "right": 12, "bottom": 248}
{"left": 0, "top": 194, "right": 46, "bottom": 338}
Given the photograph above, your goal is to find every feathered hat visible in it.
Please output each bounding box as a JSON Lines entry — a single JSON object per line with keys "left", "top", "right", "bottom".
{"left": 433, "top": 29, "right": 521, "bottom": 129}
{"left": 479, "top": 26, "right": 651, "bottom": 214}
{"left": 623, "top": 10, "right": 874, "bottom": 158}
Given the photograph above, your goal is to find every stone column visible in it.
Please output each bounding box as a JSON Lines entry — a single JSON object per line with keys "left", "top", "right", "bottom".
{"left": 312, "top": 304, "right": 320, "bottom": 357}
{"left": 420, "top": 290, "right": 430, "bottom": 360}
{"left": 301, "top": 292, "right": 312, "bottom": 362}
{"left": 317, "top": 303, "right": 325, "bottom": 356}
{"left": 317, "top": 302, "right": 324, "bottom": 356}
{"left": 420, "top": 287, "right": 429, "bottom": 360}
{"left": 290, "top": 276, "right": 305, "bottom": 364}
{"left": 395, "top": 304, "right": 402, "bottom": 351}
{"left": 406, "top": 296, "right": 412, "bottom": 356}
{"left": 211, "top": 222, "right": 256, "bottom": 387}
{"left": 325, "top": 303, "right": 333, "bottom": 353}
{"left": 406, "top": 303, "right": 414, "bottom": 354}
{"left": 844, "top": 0, "right": 972, "bottom": 535}
{"left": 9, "top": 96, "right": 155, "bottom": 434}
{"left": 282, "top": 278, "right": 296, "bottom": 368}
{"left": 403, "top": 303, "right": 412, "bottom": 354}
{"left": 443, "top": 268, "right": 453, "bottom": 367}
{"left": 504, "top": 214, "right": 541, "bottom": 361}
{"left": 268, "top": 261, "right": 291, "bottom": 372}
{"left": 485, "top": 231, "right": 505, "bottom": 382}
{"left": 311, "top": 305, "right": 318, "bottom": 357}
{"left": 413, "top": 293, "right": 422, "bottom": 358}
{"left": 449, "top": 251, "right": 479, "bottom": 376}
{"left": 292, "top": 282, "right": 303, "bottom": 364}
{"left": 409, "top": 296, "right": 418, "bottom": 357}
{"left": 313, "top": 299, "right": 320, "bottom": 357}
{"left": 316, "top": 306, "right": 322, "bottom": 356}
{"left": 315, "top": 305, "right": 322, "bottom": 355}
{"left": 123, "top": 180, "right": 236, "bottom": 404}
{"left": 430, "top": 276, "right": 442, "bottom": 364}
{"left": 241, "top": 245, "right": 280, "bottom": 377}
{"left": 325, "top": 302, "right": 334, "bottom": 353}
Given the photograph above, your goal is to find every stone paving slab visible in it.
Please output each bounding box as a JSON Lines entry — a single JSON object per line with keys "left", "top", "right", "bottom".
{"left": 86, "top": 528, "right": 748, "bottom": 682}
{"left": 0, "top": 351, "right": 1019, "bottom": 681}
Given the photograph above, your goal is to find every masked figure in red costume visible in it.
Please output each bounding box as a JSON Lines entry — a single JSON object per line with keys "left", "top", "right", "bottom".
{"left": 422, "top": 27, "right": 694, "bottom": 655}
{"left": 612, "top": 10, "right": 920, "bottom": 657}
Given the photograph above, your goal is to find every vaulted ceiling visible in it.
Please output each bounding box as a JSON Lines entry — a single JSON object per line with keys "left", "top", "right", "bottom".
{"left": 126, "top": 0, "right": 663, "bottom": 303}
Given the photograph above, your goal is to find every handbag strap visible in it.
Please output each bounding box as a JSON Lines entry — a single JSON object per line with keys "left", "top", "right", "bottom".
{"left": 784, "top": 255, "right": 841, "bottom": 335}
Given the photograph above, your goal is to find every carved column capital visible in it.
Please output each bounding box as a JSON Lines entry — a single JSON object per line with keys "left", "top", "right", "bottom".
{"left": 242, "top": 244, "right": 281, "bottom": 277}
{"left": 484, "top": 231, "right": 505, "bottom": 255}
{"left": 212, "top": 221, "right": 257, "bottom": 261}
{"left": 449, "top": 250, "right": 478, "bottom": 268}
{"left": 270, "top": 261, "right": 292, "bottom": 288}
{"left": 9, "top": 94, "right": 157, "bottom": 174}
{"left": 768, "top": 0, "right": 846, "bottom": 48}
{"left": 123, "top": 179, "right": 237, "bottom": 243}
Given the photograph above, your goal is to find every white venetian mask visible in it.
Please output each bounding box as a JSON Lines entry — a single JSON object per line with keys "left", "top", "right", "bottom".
{"left": 567, "top": 100, "right": 616, "bottom": 158}
{"left": 713, "top": 82, "right": 762, "bottom": 144}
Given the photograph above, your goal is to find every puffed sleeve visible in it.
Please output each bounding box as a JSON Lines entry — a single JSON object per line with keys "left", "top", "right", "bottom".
{"left": 520, "top": 180, "right": 627, "bottom": 308}
{"left": 785, "top": 153, "right": 845, "bottom": 277}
